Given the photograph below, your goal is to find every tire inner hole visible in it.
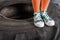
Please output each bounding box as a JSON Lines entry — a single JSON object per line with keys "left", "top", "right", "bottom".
{"left": 1, "top": 3, "right": 34, "bottom": 20}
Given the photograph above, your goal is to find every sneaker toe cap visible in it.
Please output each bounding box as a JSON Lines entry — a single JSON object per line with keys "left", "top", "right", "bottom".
{"left": 46, "top": 20, "right": 55, "bottom": 26}
{"left": 34, "top": 22, "right": 44, "bottom": 27}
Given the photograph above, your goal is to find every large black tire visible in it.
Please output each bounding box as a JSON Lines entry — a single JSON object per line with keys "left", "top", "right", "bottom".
{"left": 0, "top": 3, "right": 35, "bottom": 33}
{"left": 0, "top": 0, "right": 60, "bottom": 40}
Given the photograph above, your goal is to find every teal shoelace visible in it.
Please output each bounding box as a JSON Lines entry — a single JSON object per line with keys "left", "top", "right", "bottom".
{"left": 34, "top": 13, "right": 43, "bottom": 23}
{"left": 42, "top": 12, "right": 52, "bottom": 22}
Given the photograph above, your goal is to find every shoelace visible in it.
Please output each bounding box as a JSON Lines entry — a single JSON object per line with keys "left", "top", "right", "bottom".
{"left": 34, "top": 13, "right": 43, "bottom": 23}
{"left": 42, "top": 12, "right": 52, "bottom": 22}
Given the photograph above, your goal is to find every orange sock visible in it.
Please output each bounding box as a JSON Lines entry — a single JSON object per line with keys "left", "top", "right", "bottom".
{"left": 41, "top": 0, "right": 50, "bottom": 11}
{"left": 32, "top": 0, "right": 40, "bottom": 13}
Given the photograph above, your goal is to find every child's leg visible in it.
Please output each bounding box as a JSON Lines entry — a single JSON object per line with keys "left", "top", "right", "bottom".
{"left": 32, "top": 0, "right": 40, "bottom": 12}
{"left": 41, "top": 0, "right": 50, "bottom": 11}
{"left": 41, "top": 0, "right": 55, "bottom": 26}
{"left": 32, "top": 0, "right": 44, "bottom": 27}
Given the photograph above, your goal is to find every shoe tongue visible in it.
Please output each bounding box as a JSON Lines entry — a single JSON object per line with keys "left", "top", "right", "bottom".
{"left": 34, "top": 12, "right": 41, "bottom": 16}
{"left": 34, "top": 12, "right": 40, "bottom": 14}
{"left": 42, "top": 11, "right": 50, "bottom": 19}
{"left": 42, "top": 11, "right": 47, "bottom": 16}
{"left": 34, "top": 12, "right": 42, "bottom": 20}
{"left": 34, "top": 13, "right": 40, "bottom": 17}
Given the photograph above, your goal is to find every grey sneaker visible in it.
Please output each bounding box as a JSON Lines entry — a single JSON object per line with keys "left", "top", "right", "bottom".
{"left": 34, "top": 12, "right": 44, "bottom": 27}
{"left": 41, "top": 11, "right": 55, "bottom": 26}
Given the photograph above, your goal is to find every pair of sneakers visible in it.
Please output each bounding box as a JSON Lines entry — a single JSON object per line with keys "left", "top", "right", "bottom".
{"left": 34, "top": 11, "right": 55, "bottom": 27}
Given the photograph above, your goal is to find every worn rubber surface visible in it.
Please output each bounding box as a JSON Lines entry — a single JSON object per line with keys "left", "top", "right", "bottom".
{"left": 0, "top": 15, "right": 35, "bottom": 33}
{"left": 0, "top": 0, "right": 31, "bottom": 9}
